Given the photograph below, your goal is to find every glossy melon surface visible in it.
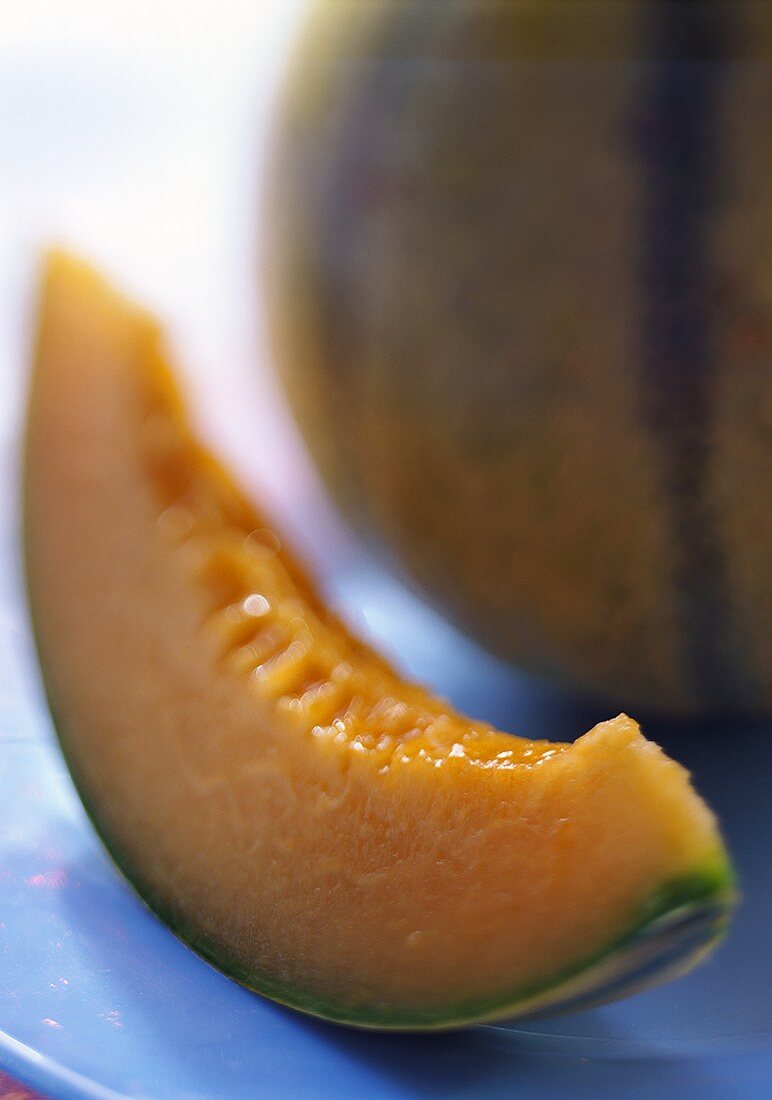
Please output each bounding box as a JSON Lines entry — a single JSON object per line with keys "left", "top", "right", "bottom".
{"left": 24, "top": 253, "right": 734, "bottom": 1029}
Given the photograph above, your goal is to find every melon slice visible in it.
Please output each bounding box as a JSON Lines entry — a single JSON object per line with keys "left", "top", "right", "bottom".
{"left": 24, "top": 252, "right": 734, "bottom": 1030}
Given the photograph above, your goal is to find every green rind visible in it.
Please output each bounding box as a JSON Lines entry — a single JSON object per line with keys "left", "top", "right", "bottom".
{"left": 38, "top": 664, "right": 735, "bottom": 1032}
{"left": 163, "top": 858, "right": 735, "bottom": 1031}
{"left": 154, "top": 864, "right": 735, "bottom": 1032}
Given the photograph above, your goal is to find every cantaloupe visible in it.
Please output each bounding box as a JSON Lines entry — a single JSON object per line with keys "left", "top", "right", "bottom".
{"left": 264, "top": 0, "right": 772, "bottom": 715}
{"left": 24, "top": 252, "right": 734, "bottom": 1029}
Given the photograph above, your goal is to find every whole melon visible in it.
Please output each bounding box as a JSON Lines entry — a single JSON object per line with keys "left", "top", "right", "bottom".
{"left": 264, "top": 0, "right": 772, "bottom": 715}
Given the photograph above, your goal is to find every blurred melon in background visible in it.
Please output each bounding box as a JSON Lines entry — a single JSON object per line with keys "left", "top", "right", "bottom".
{"left": 264, "top": 0, "right": 772, "bottom": 716}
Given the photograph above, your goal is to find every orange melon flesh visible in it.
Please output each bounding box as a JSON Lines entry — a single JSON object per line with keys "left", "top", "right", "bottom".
{"left": 24, "top": 252, "right": 734, "bottom": 1029}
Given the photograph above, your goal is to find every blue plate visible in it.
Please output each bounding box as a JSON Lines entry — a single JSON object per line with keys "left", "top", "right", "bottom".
{"left": 1, "top": 418, "right": 771, "bottom": 1100}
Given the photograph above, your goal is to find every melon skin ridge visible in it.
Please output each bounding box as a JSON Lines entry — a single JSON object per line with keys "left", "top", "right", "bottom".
{"left": 23, "top": 251, "right": 736, "bottom": 1031}
{"left": 264, "top": 0, "right": 772, "bottom": 716}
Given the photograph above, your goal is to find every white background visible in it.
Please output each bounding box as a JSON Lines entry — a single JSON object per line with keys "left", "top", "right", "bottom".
{"left": 0, "top": 0, "right": 474, "bottom": 687}
{"left": 0, "top": 0, "right": 331, "bottom": 540}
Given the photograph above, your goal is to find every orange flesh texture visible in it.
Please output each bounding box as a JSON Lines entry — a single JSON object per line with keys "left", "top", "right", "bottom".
{"left": 25, "top": 253, "right": 726, "bottom": 1018}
